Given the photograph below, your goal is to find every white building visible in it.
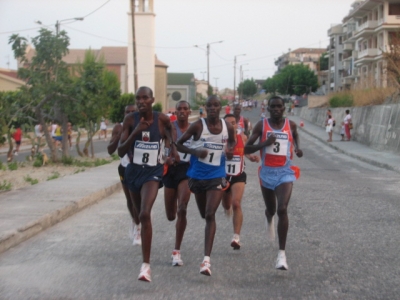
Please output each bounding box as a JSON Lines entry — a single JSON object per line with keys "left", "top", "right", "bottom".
{"left": 328, "top": 0, "right": 400, "bottom": 91}
{"left": 128, "top": 0, "right": 156, "bottom": 94}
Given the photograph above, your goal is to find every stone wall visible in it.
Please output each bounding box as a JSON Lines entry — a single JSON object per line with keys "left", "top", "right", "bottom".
{"left": 297, "top": 105, "right": 400, "bottom": 153}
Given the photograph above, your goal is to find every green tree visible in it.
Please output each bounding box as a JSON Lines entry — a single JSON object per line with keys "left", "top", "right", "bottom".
{"left": 109, "top": 93, "right": 135, "bottom": 123}
{"left": 319, "top": 52, "right": 329, "bottom": 71}
{"left": 9, "top": 28, "right": 73, "bottom": 161}
{"left": 0, "top": 91, "right": 31, "bottom": 160}
{"left": 71, "top": 50, "right": 121, "bottom": 157}
{"left": 263, "top": 77, "right": 278, "bottom": 95}
{"left": 237, "top": 78, "right": 257, "bottom": 98}
{"left": 266, "top": 64, "right": 319, "bottom": 95}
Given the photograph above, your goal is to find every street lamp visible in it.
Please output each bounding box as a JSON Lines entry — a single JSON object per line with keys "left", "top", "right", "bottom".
{"left": 35, "top": 17, "right": 84, "bottom": 35}
{"left": 194, "top": 40, "right": 223, "bottom": 93}
{"left": 56, "top": 17, "right": 84, "bottom": 34}
{"left": 233, "top": 53, "right": 246, "bottom": 101}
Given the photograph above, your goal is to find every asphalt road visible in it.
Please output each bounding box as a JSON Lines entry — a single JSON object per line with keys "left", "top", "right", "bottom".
{"left": 1, "top": 108, "right": 399, "bottom": 299}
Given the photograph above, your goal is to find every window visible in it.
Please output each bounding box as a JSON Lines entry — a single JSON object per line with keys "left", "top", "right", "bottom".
{"left": 389, "top": 3, "right": 400, "bottom": 15}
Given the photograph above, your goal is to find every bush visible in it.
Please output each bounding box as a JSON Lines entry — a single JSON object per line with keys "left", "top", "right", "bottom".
{"left": 221, "top": 99, "right": 229, "bottom": 107}
{"left": 47, "top": 172, "right": 60, "bottom": 181}
{"left": 110, "top": 153, "right": 119, "bottom": 161}
{"left": 24, "top": 175, "right": 39, "bottom": 185}
{"left": 0, "top": 180, "right": 12, "bottom": 191}
{"left": 152, "top": 102, "right": 162, "bottom": 112}
{"left": 8, "top": 161, "right": 18, "bottom": 171}
{"left": 62, "top": 155, "right": 74, "bottom": 165}
{"left": 329, "top": 93, "right": 354, "bottom": 107}
{"left": 94, "top": 158, "right": 110, "bottom": 167}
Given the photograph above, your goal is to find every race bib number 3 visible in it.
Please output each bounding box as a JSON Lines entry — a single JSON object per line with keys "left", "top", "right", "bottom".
{"left": 133, "top": 141, "right": 159, "bottom": 166}
{"left": 226, "top": 155, "right": 241, "bottom": 176}
{"left": 199, "top": 142, "right": 224, "bottom": 166}
{"left": 265, "top": 132, "right": 288, "bottom": 156}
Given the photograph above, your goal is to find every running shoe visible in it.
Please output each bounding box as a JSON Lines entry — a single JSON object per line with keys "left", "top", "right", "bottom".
{"left": 200, "top": 260, "right": 211, "bottom": 276}
{"left": 129, "top": 222, "right": 135, "bottom": 240}
{"left": 275, "top": 250, "right": 288, "bottom": 270}
{"left": 265, "top": 216, "right": 275, "bottom": 242}
{"left": 231, "top": 234, "right": 241, "bottom": 250}
{"left": 133, "top": 225, "right": 142, "bottom": 246}
{"left": 138, "top": 263, "right": 151, "bottom": 282}
{"left": 171, "top": 250, "right": 183, "bottom": 266}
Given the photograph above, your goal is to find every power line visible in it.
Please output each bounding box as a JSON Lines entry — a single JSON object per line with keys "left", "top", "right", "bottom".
{"left": 83, "top": 0, "right": 111, "bottom": 19}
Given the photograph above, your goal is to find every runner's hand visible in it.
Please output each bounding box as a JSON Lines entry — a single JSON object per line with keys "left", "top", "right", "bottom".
{"left": 295, "top": 149, "right": 303, "bottom": 158}
{"left": 248, "top": 155, "right": 260, "bottom": 162}
{"left": 195, "top": 148, "right": 208, "bottom": 159}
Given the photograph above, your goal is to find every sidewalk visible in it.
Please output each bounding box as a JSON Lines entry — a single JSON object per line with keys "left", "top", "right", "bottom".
{"left": 289, "top": 115, "right": 400, "bottom": 174}
{"left": 0, "top": 161, "right": 121, "bottom": 254}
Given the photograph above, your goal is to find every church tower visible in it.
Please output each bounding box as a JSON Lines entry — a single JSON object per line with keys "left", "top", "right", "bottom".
{"left": 128, "top": 0, "right": 155, "bottom": 94}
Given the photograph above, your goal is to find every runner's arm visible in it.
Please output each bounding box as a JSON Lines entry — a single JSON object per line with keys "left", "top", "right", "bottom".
{"left": 290, "top": 120, "right": 303, "bottom": 157}
{"left": 176, "top": 121, "right": 207, "bottom": 159}
{"left": 118, "top": 115, "right": 151, "bottom": 157}
{"left": 107, "top": 124, "right": 122, "bottom": 155}
{"left": 244, "top": 120, "right": 275, "bottom": 154}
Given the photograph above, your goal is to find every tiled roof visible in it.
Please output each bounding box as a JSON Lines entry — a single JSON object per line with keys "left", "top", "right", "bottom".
{"left": 24, "top": 46, "right": 127, "bottom": 65}
{"left": 291, "top": 48, "right": 326, "bottom": 54}
{"left": 0, "top": 68, "right": 19, "bottom": 79}
{"left": 155, "top": 56, "right": 168, "bottom": 68}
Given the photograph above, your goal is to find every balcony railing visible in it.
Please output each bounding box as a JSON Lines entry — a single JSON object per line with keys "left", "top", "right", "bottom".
{"left": 343, "top": 43, "right": 353, "bottom": 51}
{"left": 356, "top": 20, "right": 378, "bottom": 33}
{"left": 358, "top": 48, "right": 380, "bottom": 59}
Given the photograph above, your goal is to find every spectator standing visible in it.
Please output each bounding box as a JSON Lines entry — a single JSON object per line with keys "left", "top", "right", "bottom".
{"left": 12, "top": 125, "right": 22, "bottom": 156}
{"left": 344, "top": 110, "right": 352, "bottom": 141}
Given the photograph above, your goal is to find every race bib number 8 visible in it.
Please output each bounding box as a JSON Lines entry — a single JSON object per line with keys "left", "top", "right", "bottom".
{"left": 133, "top": 141, "right": 159, "bottom": 166}
{"left": 265, "top": 132, "right": 288, "bottom": 156}
{"left": 199, "top": 142, "right": 224, "bottom": 166}
{"left": 226, "top": 155, "right": 241, "bottom": 176}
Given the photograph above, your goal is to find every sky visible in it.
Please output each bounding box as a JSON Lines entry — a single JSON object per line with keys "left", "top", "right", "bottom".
{"left": 0, "top": 0, "right": 355, "bottom": 90}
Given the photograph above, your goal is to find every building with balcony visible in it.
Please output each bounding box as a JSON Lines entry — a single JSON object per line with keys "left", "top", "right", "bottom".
{"left": 328, "top": 0, "right": 400, "bottom": 91}
{"left": 327, "top": 24, "right": 344, "bottom": 92}
{"left": 274, "top": 48, "right": 326, "bottom": 74}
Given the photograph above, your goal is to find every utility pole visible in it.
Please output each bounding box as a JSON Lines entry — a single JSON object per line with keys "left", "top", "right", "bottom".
{"left": 195, "top": 41, "right": 223, "bottom": 96}
{"left": 233, "top": 54, "right": 246, "bottom": 101}
{"left": 130, "top": 0, "right": 138, "bottom": 92}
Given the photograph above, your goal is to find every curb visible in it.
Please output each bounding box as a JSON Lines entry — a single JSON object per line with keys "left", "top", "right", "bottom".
{"left": 298, "top": 126, "right": 400, "bottom": 174}
{"left": 0, "top": 181, "right": 121, "bottom": 254}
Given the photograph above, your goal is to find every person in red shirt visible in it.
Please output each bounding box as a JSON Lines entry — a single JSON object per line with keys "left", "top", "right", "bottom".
{"left": 225, "top": 105, "right": 231, "bottom": 115}
{"left": 169, "top": 111, "right": 177, "bottom": 122}
{"left": 13, "top": 126, "right": 22, "bottom": 156}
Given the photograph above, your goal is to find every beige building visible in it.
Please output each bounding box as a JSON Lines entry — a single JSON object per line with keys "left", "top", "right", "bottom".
{"left": 195, "top": 79, "right": 208, "bottom": 99}
{"left": 0, "top": 69, "right": 25, "bottom": 91}
{"left": 275, "top": 48, "right": 326, "bottom": 74}
{"left": 329, "top": 0, "right": 400, "bottom": 91}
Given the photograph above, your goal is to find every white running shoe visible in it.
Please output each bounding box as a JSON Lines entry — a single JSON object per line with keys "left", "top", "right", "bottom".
{"left": 265, "top": 216, "right": 275, "bottom": 242}
{"left": 129, "top": 222, "right": 135, "bottom": 240}
{"left": 230, "top": 234, "right": 241, "bottom": 250}
{"left": 275, "top": 250, "right": 288, "bottom": 270}
{"left": 133, "top": 225, "right": 142, "bottom": 246}
{"left": 200, "top": 260, "right": 211, "bottom": 276}
{"left": 138, "top": 263, "right": 151, "bottom": 282}
{"left": 171, "top": 250, "right": 183, "bottom": 266}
